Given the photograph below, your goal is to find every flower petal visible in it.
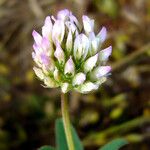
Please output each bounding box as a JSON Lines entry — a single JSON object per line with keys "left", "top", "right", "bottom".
{"left": 54, "top": 42, "right": 65, "bottom": 63}
{"left": 83, "top": 53, "right": 98, "bottom": 73}
{"left": 72, "top": 73, "right": 86, "bottom": 86}
{"left": 40, "top": 53, "right": 50, "bottom": 66}
{"left": 52, "top": 20, "right": 65, "bottom": 44}
{"left": 77, "top": 82, "right": 99, "bottom": 94}
{"left": 66, "top": 30, "right": 73, "bottom": 54}
{"left": 82, "top": 15, "right": 94, "bottom": 35}
{"left": 61, "top": 82, "right": 70, "bottom": 93}
{"left": 65, "top": 21, "right": 78, "bottom": 36}
{"left": 32, "top": 30, "right": 42, "bottom": 45}
{"left": 98, "top": 46, "right": 112, "bottom": 62}
{"left": 97, "top": 26, "right": 107, "bottom": 43}
{"left": 33, "top": 43, "right": 41, "bottom": 54}
{"left": 42, "top": 16, "right": 53, "bottom": 40}
{"left": 44, "top": 77, "right": 58, "bottom": 88}
{"left": 41, "top": 37, "right": 50, "bottom": 50}
{"left": 74, "top": 34, "right": 89, "bottom": 60}
{"left": 57, "top": 9, "right": 70, "bottom": 21}
{"left": 90, "top": 66, "right": 111, "bottom": 81}
{"left": 64, "top": 56, "right": 75, "bottom": 75}
{"left": 33, "top": 67, "right": 44, "bottom": 80}
{"left": 54, "top": 67, "right": 60, "bottom": 81}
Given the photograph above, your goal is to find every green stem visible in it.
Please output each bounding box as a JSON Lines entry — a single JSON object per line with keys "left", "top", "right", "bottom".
{"left": 61, "top": 92, "right": 75, "bottom": 150}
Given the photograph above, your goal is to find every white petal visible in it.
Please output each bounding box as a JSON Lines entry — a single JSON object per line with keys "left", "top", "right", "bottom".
{"left": 32, "top": 52, "right": 42, "bottom": 67}
{"left": 44, "top": 77, "right": 58, "bottom": 88}
{"left": 42, "top": 16, "right": 53, "bottom": 40}
{"left": 66, "top": 30, "right": 73, "bottom": 54}
{"left": 83, "top": 54, "right": 98, "bottom": 73}
{"left": 32, "top": 30, "right": 42, "bottom": 45}
{"left": 97, "top": 26, "right": 107, "bottom": 43}
{"left": 61, "top": 82, "right": 70, "bottom": 93}
{"left": 91, "top": 38, "right": 100, "bottom": 55}
{"left": 41, "top": 37, "right": 53, "bottom": 56}
{"left": 90, "top": 66, "right": 111, "bottom": 81}
{"left": 54, "top": 42, "right": 65, "bottom": 63}
{"left": 69, "top": 15, "right": 80, "bottom": 29}
{"left": 33, "top": 43, "right": 41, "bottom": 54}
{"left": 33, "top": 67, "right": 44, "bottom": 80}
{"left": 41, "top": 37, "right": 50, "bottom": 50}
{"left": 54, "top": 67, "right": 60, "bottom": 81}
{"left": 96, "top": 77, "right": 107, "bottom": 85}
{"left": 77, "top": 82, "right": 99, "bottom": 94}
{"left": 98, "top": 46, "right": 112, "bottom": 62}
{"left": 88, "top": 32, "right": 99, "bottom": 56}
{"left": 52, "top": 20, "right": 65, "bottom": 44}
{"left": 65, "top": 21, "right": 78, "bottom": 35}
{"left": 64, "top": 57, "right": 75, "bottom": 75}
{"left": 57, "top": 9, "right": 70, "bottom": 21}
{"left": 72, "top": 73, "right": 86, "bottom": 86}
{"left": 82, "top": 15, "right": 94, "bottom": 35}
{"left": 74, "top": 34, "right": 89, "bottom": 60}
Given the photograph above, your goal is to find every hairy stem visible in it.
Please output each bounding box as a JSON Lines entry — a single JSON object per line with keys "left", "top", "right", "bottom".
{"left": 61, "top": 92, "right": 75, "bottom": 150}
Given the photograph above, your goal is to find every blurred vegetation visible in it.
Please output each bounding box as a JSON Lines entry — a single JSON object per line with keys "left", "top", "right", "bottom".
{"left": 0, "top": 0, "right": 150, "bottom": 150}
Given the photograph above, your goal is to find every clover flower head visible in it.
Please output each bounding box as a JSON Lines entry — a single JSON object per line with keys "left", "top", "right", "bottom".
{"left": 32, "top": 9, "right": 112, "bottom": 93}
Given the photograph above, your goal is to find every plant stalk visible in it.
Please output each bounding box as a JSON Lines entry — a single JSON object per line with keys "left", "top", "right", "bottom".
{"left": 61, "top": 92, "right": 75, "bottom": 150}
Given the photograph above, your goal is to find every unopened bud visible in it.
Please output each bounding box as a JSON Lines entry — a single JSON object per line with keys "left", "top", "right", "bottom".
{"left": 64, "top": 57, "right": 75, "bottom": 75}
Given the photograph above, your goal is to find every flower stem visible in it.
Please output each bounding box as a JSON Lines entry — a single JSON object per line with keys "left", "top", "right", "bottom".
{"left": 61, "top": 92, "right": 75, "bottom": 150}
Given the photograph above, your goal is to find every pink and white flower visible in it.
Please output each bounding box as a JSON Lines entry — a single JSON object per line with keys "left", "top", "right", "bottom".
{"left": 32, "top": 9, "right": 112, "bottom": 93}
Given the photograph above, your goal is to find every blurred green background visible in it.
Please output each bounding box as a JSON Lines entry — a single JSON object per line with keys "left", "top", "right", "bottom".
{"left": 0, "top": 0, "right": 150, "bottom": 150}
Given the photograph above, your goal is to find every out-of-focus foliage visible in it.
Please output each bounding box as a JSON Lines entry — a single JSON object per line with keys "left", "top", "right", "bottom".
{"left": 0, "top": 0, "right": 150, "bottom": 150}
{"left": 39, "top": 119, "right": 128, "bottom": 150}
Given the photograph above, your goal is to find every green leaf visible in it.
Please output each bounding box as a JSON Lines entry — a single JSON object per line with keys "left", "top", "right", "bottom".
{"left": 71, "top": 125, "right": 84, "bottom": 150}
{"left": 38, "top": 145, "right": 55, "bottom": 150}
{"left": 99, "top": 139, "right": 128, "bottom": 150}
{"left": 55, "top": 119, "right": 68, "bottom": 150}
{"left": 55, "top": 118, "right": 83, "bottom": 150}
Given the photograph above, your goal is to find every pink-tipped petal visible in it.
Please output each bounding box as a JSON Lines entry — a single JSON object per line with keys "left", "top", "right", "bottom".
{"left": 42, "top": 16, "right": 53, "bottom": 39}
{"left": 33, "top": 43, "right": 40, "bottom": 53}
{"left": 69, "top": 15, "right": 80, "bottom": 29}
{"left": 97, "top": 26, "right": 107, "bottom": 42}
{"left": 65, "top": 21, "right": 78, "bottom": 35}
{"left": 73, "top": 73, "right": 86, "bottom": 86}
{"left": 66, "top": 30, "right": 73, "bottom": 54}
{"left": 52, "top": 20, "right": 65, "bottom": 44}
{"left": 82, "top": 15, "right": 94, "bottom": 35}
{"left": 89, "top": 32, "right": 95, "bottom": 40}
{"left": 41, "top": 37, "right": 50, "bottom": 50}
{"left": 40, "top": 53, "right": 50, "bottom": 66}
{"left": 95, "top": 66, "right": 111, "bottom": 78}
{"left": 32, "top": 30, "right": 42, "bottom": 45}
{"left": 57, "top": 9, "right": 70, "bottom": 21}
{"left": 64, "top": 57, "right": 75, "bottom": 75}
{"left": 45, "top": 16, "right": 52, "bottom": 26}
{"left": 99, "top": 46, "right": 112, "bottom": 62}
{"left": 54, "top": 42, "right": 65, "bottom": 63}
{"left": 78, "top": 82, "right": 99, "bottom": 93}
